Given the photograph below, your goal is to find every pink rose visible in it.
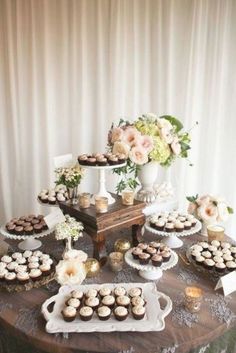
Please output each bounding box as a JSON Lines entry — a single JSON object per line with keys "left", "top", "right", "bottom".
{"left": 197, "top": 203, "right": 218, "bottom": 222}
{"left": 129, "top": 146, "right": 148, "bottom": 165}
{"left": 111, "top": 127, "right": 124, "bottom": 143}
{"left": 196, "top": 195, "right": 210, "bottom": 207}
{"left": 171, "top": 137, "right": 181, "bottom": 155}
{"left": 112, "top": 141, "right": 130, "bottom": 158}
{"left": 122, "top": 126, "right": 141, "bottom": 147}
{"left": 137, "top": 135, "right": 154, "bottom": 153}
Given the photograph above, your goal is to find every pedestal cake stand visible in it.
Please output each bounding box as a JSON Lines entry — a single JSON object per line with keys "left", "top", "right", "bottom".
{"left": 80, "top": 163, "right": 126, "bottom": 205}
{"left": 144, "top": 219, "right": 202, "bottom": 249}
{"left": 125, "top": 249, "right": 178, "bottom": 280}
{"left": 0, "top": 226, "right": 54, "bottom": 250}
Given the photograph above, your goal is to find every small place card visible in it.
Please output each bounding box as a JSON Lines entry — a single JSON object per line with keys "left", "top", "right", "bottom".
{"left": 215, "top": 271, "right": 236, "bottom": 296}
{"left": 54, "top": 153, "right": 73, "bottom": 168}
{"left": 44, "top": 209, "right": 66, "bottom": 229}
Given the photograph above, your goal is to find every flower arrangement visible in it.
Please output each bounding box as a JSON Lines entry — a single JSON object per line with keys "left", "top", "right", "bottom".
{"left": 55, "top": 215, "right": 84, "bottom": 242}
{"left": 108, "top": 113, "right": 192, "bottom": 193}
{"left": 187, "top": 194, "right": 233, "bottom": 224}
{"left": 56, "top": 257, "right": 87, "bottom": 286}
{"left": 55, "top": 164, "right": 84, "bottom": 188}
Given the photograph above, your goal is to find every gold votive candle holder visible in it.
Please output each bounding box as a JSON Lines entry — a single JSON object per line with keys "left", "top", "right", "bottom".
{"left": 122, "top": 190, "right": 135, "bottom": 206}
{"left": 79, "top": 193, "right": 91, "bottom": 209}
{"left": 114, "top": 238, "right": 131, "bottom": 254}
{"left": 108, "top": 252, "right": 124, "bottom": 272}
{"left": 95, "top": 196, "right": 108, "bottom": 213}
{"left": 185, "top": 286, "right": 203, "bottom": 313}
{"left": 207, "top": 224, "right": 225, "bottom": 242}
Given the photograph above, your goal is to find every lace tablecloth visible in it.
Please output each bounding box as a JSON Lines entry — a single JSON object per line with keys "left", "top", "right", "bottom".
{"left": 0, "top": 230, "right": 236, "bottom": 353}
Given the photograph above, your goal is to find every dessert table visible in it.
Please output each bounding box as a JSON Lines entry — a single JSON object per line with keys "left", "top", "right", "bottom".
{"left": 0, "top": 231, "right": 236, "bottom": 353}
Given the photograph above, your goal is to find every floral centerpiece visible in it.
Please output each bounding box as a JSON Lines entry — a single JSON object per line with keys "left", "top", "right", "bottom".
{"left": 187, "top": 194, "right": 233, "bottom": 235}
{"left": 108, "top": 113, "right": 192, "bottom": 198}
{"left": 55, "top": 164, "right": 84, "bottom": 204}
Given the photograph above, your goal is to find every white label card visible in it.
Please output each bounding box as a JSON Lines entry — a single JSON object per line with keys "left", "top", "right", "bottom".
{"left": 54, "top": 154, "right": 73, "bottom": 168}
{"left": 215, "top": 270, "right": 236, "bottom": 296}
{"left": 44, "top": 209, "right": 66, "bottom": 229}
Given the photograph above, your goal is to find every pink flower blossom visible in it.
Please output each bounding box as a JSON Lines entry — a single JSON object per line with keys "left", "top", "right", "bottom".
{"left": 196, "top": 195, "right": 210, "bottom": 207}
{"left": 197, "top": 203, "right": 218, "bottom": 222}
{"left": 122, "top": 126, "right": 141, "bottom": 147}
{"left": 111, "top": 127, "right": 124, "bottom": 143}
{"left": 137, "top": 135, "right": 154, "bottom": 153}
{"left": 160, "top": 127, "right": 174, "bottom": 144}
{"left": 129, "top": 146, "right": 149, "bottom": 165}
{"left": 171, "top": 137, "right": 181, "bottom": 155}
{"left": 112, "top": 141, "right": 130, "bottom": 158}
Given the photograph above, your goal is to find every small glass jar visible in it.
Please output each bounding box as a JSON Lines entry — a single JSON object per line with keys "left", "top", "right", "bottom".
{"left": 95, "top": 196, "right": 108, "bottom": 213}
{"left": 108, "top": 252, "right": 124, "bottom": 272}
{"left": 184, "top": 286, "right": 203, "bottom": 313}
{"left": 207, "top": 225, "right": 225, "bottom": 242}
{"left": 79, "top": 193, "right": 91, "bottom": 209}
{"left": 122, "top": 190, "right": 135, "bottom": 206}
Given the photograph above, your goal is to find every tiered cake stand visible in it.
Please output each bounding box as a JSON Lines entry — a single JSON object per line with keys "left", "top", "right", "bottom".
{"left": 80, "top": 163, "right": 126, "bottom": 205}
{"left": 125, "top": 249, "right": 178, "bottom": 280}
{"left": 144, "top": 219, "right": 202, "bottom": 249}
{"left": 0, "top": 226, "right": 54, "bottom": 250}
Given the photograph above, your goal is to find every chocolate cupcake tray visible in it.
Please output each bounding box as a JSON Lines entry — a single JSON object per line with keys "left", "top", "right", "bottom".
{"left": 41, "top": 283, "right": 172, "bottom": 333}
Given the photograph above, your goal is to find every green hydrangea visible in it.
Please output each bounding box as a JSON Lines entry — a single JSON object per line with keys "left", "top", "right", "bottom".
{"left": 149, "top": 136, "right": 171, "bottom": 164}
{"left": 134, "top": 119, "right": 160, "bottom": 137}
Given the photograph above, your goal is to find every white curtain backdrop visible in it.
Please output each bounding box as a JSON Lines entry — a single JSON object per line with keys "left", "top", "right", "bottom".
{"left": 1, "top": 0, "right": 236, "bottom": 236}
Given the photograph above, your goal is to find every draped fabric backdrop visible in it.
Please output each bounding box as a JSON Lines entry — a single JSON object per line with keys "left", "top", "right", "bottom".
{"left": 0, "top": 0, "right": 236, "bottom": 236}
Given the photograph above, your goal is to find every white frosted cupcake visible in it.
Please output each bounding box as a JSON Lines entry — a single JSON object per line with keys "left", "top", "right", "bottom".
{"left": 101, "top": 295, "right": 115, "bottom": 308}
{"left": 23, "top": 250, "right": 32, "bottom": 258}
{"left": 116, "top": 295, "right": 130, "bottom": 308}
{"left": 62, "top": 306, "right": 76, "bottom": 322}
{"left": 29, "top": 269, "right": 42, "bottom": 281}
{"left": 28, "top": 256, "right": 38, "bottom": 263}
{"left": 132, "top": 305, "right": 146, "bottom": 320}
{"left": 7, "top": 262, "right": 18, "bottom": 272}
{"left": 12, "top": 252, "right": 23, "bottom": 260}
{"left": 202, "top": 251, "right": 212, "bottom": 259}
{"left": 213, "top": 256, "right": 224, "bottom": 263}
{"left": 223, "top": 254, "right": 233, "bottom": 262}
{"left": 215, "top": 262, "right": 226, "bottom": 273}
{"left": 0, "top": 262, "right": 6, "bottom": 270}
{"left": 71, "top": 290, "right": 83, "bottom": 300}
{"left": 79, "top": 306, "right": 93, "bottom": 321}
{"left": 226, "top": 261, "right": 236, "bottom": 271}
{"left": 99, "top": 287, "right": 112, "bottom": 298}
{"left": 97, "top": 306, "right": 111, "bottom": 321}
{"left": 15, "top": 265, "right": 27, "bottom": 273}
{"left": 211, "top": 240, "right": 221, "bottom": 248}
{"left": 1, "top": 256, "right": 12, "bottom": 264}
{"left": 17, "top": 272, "right": 30, "bottom": 284}
{"left": 114, "top": 286, "right": 126, "bottom": 297}
{"left": 131, "top": 296, "right": 145, "bottom": 307}
{"left": 85, "top": 297, "right": 100, "bottom": 310}
{"left": 0, "top": 268, "right": 8, "bottom": 280}
{"left": 67, "top": 298, "right": 81, "bottom": 309}
{"left": 128, "top": 287, "right": 142, "bottom": 298}
{"left": 114, "top": 306, "right": 128, "bottom": 321}
{"left": 85, "top": 288, "right": 98, "bottom": 298}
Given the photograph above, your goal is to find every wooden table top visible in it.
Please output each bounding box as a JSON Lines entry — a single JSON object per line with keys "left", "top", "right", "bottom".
{"left": 0, "top": 230, "right": 236, "bottom": 353}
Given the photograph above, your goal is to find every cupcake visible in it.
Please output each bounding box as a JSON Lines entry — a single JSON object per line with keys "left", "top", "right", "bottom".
{"left": 99, "top": 287, "right": 112, "bottom": 298}
{"left": 132, "top": 247, "right": 143, "bottom": 260}
{"left": 213, "top": 256, "right": 224, "bottom": 263}
{"left": 114, "top": 306, "right": 128, "bottom": 321}
{"left": 79, "top": 306, "right": 93, "bottom": 321}
{"left": 7, "top": 224, "right": 16, "bottom": 234}
{"left": 71, "top": 290, "right": 84, "bottom": 300}
{"left": 151, "top": 254, "right": 163, "bottom": 267}
{"left": 137, "top": 243, "right": 148, "bottom": 251}
{"left": 230, "top": 247, "right": 236, "bottom": 257}
{"left": 204, "top": 259, "right": 215, "bottom": 270}
{"left": 16, "top": 272, "right": 30, "bottom": 284}
{"left": 195, "top": 255, "right": 205, "bottom": 266}
{"left": 131, "top": 296, "right": 145, "bottom": 307}
{"left": 15, "top": 226, "right": 24, "bottom": 236}
{"left": 16, "top": 220, "right": 24, "bottom": 226}
{"left": 149, "top": 242, "right": 161, "bottom": 250}
{"left": 222, "top": 248, "right": 231, "bottom": 255}
{"left": 23, "top": 250, "right": 32, "bottom": 258}
{"left": 0, "top": 262, "right": 6, "bottom": 270}
{"left": 154, "top": 220, "right": 165, "bottom": 231}
{"left": 198, "top": 242, "right": 209, "bottom": 250}
{"left": 78, "top": 155, "right": 88, "bottom": 165}
{"left": 62, "top": 306, "right": 77, "bottom": 322}
{"left": 33, "top": 224, "right": 43, "bottom": 234}
{"left": 0, "top": 269, "right": 8, "bottom": 282}
{"left": 223, "top": 254, "right": 233, "bottom": 262}
{"left": 128, "top": 287, "right": 142, "bottom": 298}
{"left": 165, "top": 223, "right": 175, "bottom": 233}
{"left": 132, "top": 305, "right": 146, "bottom": 320}
{"left": 85, "top": 297, "right": 100, "bottom": 310}
{"left": 215, "top": 262, "right": 226, "bottom": 273}
{"left": 67, "top": 298, "right": 81, "bottom": 310}
{"left": 213, "top": 250, "right": 223, "bottom": 257}
{"left": 5, "top": 272, "right": 16, "bottom": 284}
{"left": 201, "top": 251, "right": 212, "bottom": 259}
{"left": 16, "top": 257, "right": 26, "bottom": 265}
{"left": 7, "top": 262, "right": 18, "bottom": 272}
{"left": 29, "top": 269, "right": 42, "bottom": 281}
{"left": 138, "top": 253, "right": 150, "bottom": 265}
{"left": 87, "top": 157, "right": 97, "bottom": 166}
{"left": 15, "top": 265, "right": 27, "bottom": 273}
{"left": 108, "top": 156, "right": 119, "bottom": 165}
{"left": 178, "top": 216, "right": 186, "bottom": 222}
{"left": 174, "top": 221, "right": 184, "bottom": 233}
{"left": 146, "top": 246, "right": 156, "bottom": 256}
{"left": 162, "top": 251, "right": 171, "bottom": 262}
{"left": 168, "top": 216, "right": 176, "bottom": 223}
{"left": 1, "top": 255, "right": 12, "bottom": 264}
{"left": 226, "top": 261, "right": 236, "bottom": 271}
{"left": 33, "top": 250, "right": 43, "bottom": 257}
{"left": 29, "top": 255, "right": 39, "bottom": 263}
{"left": 208, "top": 245, "right": 217, "bottom": 253}
{"left": 97, "top": 306, "right": 111, "bottom": 321}
{"left": 28, "top": 262, "right": 40, "bottom": 269}
{"left": 40, "top": 254, "right": 50, "bottom": 262}
{"left": 116, "top": 295, "right": 130, "bottom": 308}
{"left": 221, "top": 242, "right": 231, "bottom": 249}
{"left": 191, "top": 244, "right": 203, "bottom": 252}
{"left": 12, "top": 252, "right": 22, "bottom": 260}
{"left": 101, "top": 295, "right": 115, "bottom": 309}
{"left": 114, "top": 286, "right": 126, "bottom": 297}
{"left": 97, "top": 157, "right": 108, "bottom": 166}
{"left": 85, "top": 289, "right": 98, "bottom": 298}
{"left": 39, "top": 263, "right": 51, "bottom": 276}
{"left": 117, "top": 153, "right": 126, "bottom": 164}
{"left": 184, "top": 221, "right": 192, "bottom": 230}
{"left": 48, "top": 196, "right": 56, "bottom": 205}
{"left": 191, "top": 218, "right": 197, "bottom": 226}
{"left": 211, "top": 240, "right": 221, "bottom": 248}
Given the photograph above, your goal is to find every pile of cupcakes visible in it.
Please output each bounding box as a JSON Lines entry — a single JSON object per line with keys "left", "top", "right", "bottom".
{"left": 78, "top": 152, "right": 127, "bottom": 167}
{"left": 149, "top": 211, "right": 197, "bottom": 233}
{"left": 38, "top": 184, "right": 69, "bottom": 205}
{"left": 190, "top": 240, "right": 236, "bottom": 273}
{"left": 0, "top": 250, "right": 54, "bottom": 286}
{"left": 5, "top": 214, "right": 48, "bottom": 236}
{"left": 61, "top": 286, "right": 146, "bottom": 322}
{"left": 131, "top": 242, "right": 171, "bottom": 267}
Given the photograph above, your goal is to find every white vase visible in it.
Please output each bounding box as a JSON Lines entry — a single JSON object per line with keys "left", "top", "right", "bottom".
{"left": 200, "top": 220, "right": 215, "bottom": 237}
{"left": 135, "top": 161, "right": 159, "bottom": 203}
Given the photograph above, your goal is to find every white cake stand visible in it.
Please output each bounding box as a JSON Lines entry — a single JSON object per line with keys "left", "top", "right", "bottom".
{"left": 0, "top": 226, "right": 54, "bottom": 250}
{"left": 144, "top": 219, "right": 202, "bottom": 249}
{"left": 80, "top": 163, "right": 126, "bottom": 205}
{"left": 125, "top": 249, "right": 178, "bottom": 280}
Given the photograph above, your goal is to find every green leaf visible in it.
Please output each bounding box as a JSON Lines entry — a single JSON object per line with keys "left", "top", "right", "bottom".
{"left": 160, "top": 115, "right": 183, "bottom": 132}
{"left": 186, "top": 194, "right": 198, "bottom": 203}
{"left": 227, "top": 206, "right": 234, "bottom": 214}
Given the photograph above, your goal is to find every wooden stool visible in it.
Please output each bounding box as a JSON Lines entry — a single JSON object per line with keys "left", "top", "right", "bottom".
{"left": 60, "top": 194, "right": 145, "bottom": 264}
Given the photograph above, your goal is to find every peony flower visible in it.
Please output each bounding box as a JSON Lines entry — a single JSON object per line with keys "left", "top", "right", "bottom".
{"left": 129, "top": 146, "right": 149, "bottom": 165}
{"left": 160, "top": 127, "right": 174, "bottom": 144}
{"left": 111, "top": 127, "right": 124, "bottom": 143}
{"left": 122, "top": 126, "right": 141, "bottom": 146}
{"left": 197, "top": 203, "right": 218, "bottom": 222}
{"left": 56, "top": 258, "right": 86, "bottom": 286}
{"left": 137, "top": 135, "right": 154, "bottom": 153}
{"left": 188, "top": 202, "right": 197, "bottom": 215}
{"left": 196, "top": 195, "right": 210, "bottom": 207}
{"left": 171, "top": 136, "right": 181, "bottom": 155}
{"left": 217, "top": 202, "right": 229, "bottom": 222}
{"left": 112, "top": 141, "right": 130, "bottom": 158}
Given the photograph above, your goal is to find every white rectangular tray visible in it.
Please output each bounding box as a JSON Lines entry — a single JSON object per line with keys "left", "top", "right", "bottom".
{"left": 41, "top": 282, "right": 172, "bottom": 333}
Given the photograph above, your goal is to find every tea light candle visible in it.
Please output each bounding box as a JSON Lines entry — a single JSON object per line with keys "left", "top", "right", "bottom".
{"left": 108, "top": 252, "right": 124, "bottom": 272}
{"left": 122, "top": 190, "right": 135, "bottom": 206}
{"left": 79, "top": 193, "right": 91, "bottom": 209}
{"left": 207, "top": 224, "right": 225, "bottom": 242}
{"left": 95, "top": 196, "right": 108, "bottom": 213}
{"left": 184, "top": 286, "right": 203, "bottom": 313}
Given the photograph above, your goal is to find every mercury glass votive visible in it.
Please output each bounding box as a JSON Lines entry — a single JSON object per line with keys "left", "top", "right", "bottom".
{"left": 122, "top": 190, "right": 135, "bottom": 206}
{"left": 207, "top": 224, "right": 225, "bottom": 242}
{"left": 108, "top": 252, "right": 124, "bottom": 272}
{"left": 79, "top": 193, "right": 91, "bottom": 209}
{"left": 95, "top": 196, "right": 108, "bottom": 213}
{"left": 184, "top": 287, "right": 203, "bottom": 313}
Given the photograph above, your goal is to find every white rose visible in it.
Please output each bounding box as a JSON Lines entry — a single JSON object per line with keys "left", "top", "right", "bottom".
{"left": 56, "top": 258, "right": 86, "bottom": 286}
{"left": 171, "top": 137, "right": 181, "bottom": 155}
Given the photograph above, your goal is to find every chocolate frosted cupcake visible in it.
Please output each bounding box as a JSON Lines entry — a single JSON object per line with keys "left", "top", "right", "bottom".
{"left": 33, "top": 224, "right": 43, "bottom": 234}
{"left": 78, "top": 154, "right": 88, "bottom": 165}
{"left": 79, "top": 306, "right": 93, "bottom": 321}
{"left": 132, "top": 305, "right": 146, "bottom": 320}
{"left": 137, "top": 243, "right": 148, "bottom": 251}
{"left": 7, "top": 224, "right": 16, "bottom": 234}
{"left": 151, "top": 254, "right": 163, "bottom": 267}
{"left": 97, "top": 306, "right": 111, "bottom": 321}
{"left": 15, "top": 226, "right": 24, "bottom": 236}
{"left": 146, "top": 246, "right": 156, "bottom": 256}
{"left": 87, "top": 157, "right": 97, "bottom": 166}
{"left": 132, "top": 247, "right": 143, "bottom": 260}
{"left": 97, "top": 157, "right": 108, "bottom": 166}
{"left": 62, "top": 306, "right": 77, "bottom": 322}
{"left": 138, "top": 253, "right": 150, "bottom": 265}
{"left": 114, "top": 306, "right": 128, "bottom": 321}
{"left": 162, "top": 251, "right": 171, "bottom": 262}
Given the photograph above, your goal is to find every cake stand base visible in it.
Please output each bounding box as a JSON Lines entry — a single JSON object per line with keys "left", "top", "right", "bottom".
{"left": 18, "top": 238, "right": 42, "bottom": 251}
{"left": 162, "top": 235, "right": 183, "bottom": 249}
{"left": 138, "top": 268, "right": 163, "bottom": 281}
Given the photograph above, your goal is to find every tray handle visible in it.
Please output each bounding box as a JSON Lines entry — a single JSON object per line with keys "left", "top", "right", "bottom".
{"left": 41, "top": 295, "right": 57, "bottom": 322}
{"left": 156, "top": 292, "right": 172, "bottom": 319}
